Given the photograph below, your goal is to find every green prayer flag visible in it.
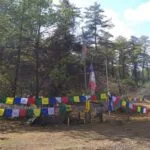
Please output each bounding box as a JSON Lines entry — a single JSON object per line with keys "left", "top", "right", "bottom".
{"left": 59, "top": 105, "right": 66, "bottom": 113}
{"left": 137, "top": 106, "right": 141, "bottom": 113}
{"left": 27, "top": 108, "right": 33, "bottom": 117}
{"left": 35, "top": 98, "right": 42, "bottom": 106}
{"left": 0, "top": 96, "right": 6, "bottom": 104}
{"left": 68, "top": 96, "right": 74, "bottom": 103}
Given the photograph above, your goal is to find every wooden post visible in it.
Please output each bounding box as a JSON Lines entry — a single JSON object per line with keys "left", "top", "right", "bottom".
{"left": 84, "top": 112, "right": 86, "bottom": 124}
{"left": 99, "top": 113, "right": 103, "bottom": 123}
{"left": 67, "top": 116, "right": 70, "bottom": 126}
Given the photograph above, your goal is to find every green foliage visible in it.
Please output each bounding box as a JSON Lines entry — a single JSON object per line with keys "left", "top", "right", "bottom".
{"left": 0, "top": 0, "right": 149, "bottom": 96}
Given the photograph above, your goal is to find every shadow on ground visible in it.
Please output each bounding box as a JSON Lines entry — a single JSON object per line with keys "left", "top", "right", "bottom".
{"left": 0, "top": 113, "right": 150, "bottom": 143}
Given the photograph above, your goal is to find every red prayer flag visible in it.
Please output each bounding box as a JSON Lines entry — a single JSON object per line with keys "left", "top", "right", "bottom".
{"left": 28, "top": 97, "right": 35, "bottom": 105}
{"left": 91, "top": 95, "right": 97, "bottom": 101}
{"left": 61, "top": 97, "right": 68, "bottom": 104}
{"left": 19, "top": 109, "right": 27, "bottom": 117}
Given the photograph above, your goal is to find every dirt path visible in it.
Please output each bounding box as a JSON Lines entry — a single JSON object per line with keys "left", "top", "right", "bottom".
{"left": 0, "top": 116, "right": 150, "bottom": 150}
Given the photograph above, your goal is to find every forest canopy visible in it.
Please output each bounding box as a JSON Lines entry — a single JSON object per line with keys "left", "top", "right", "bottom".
{"left": 0, "top": 0, "right": 150, "bottom": 97}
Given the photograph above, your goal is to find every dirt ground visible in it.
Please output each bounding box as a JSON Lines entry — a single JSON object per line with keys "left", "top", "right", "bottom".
{"left": 0, "top": 114, "right": 150, "bottom": 150}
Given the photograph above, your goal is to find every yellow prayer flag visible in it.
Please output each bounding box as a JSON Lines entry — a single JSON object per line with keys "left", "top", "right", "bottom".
{"left": 73, "top": 96, "right": 80, "bottom": 102}
{"left": 137, "top": 106, "right": 141, "bottom": 113}
{"left": 0, "top": 109, "right": 4, "bottom": 116}
{"left": 42, "top": 98, "right": 49, "bottom": 105}
{"left": 122, "top": 101, "right": 126, "bottom": 107}
{"left": 100, "top": 93, "right": 107, "bottom": 100}
{"left": 66, "top": 105, "right": 72, "bottom": 112}
{"left": 6, "top": 97, "right": 14, "bottom": 105}
{"left": 33, "top": 108, "right": 41, "bottom": 117}
{"left": 85, "top": 100, "right": 90, "bottom": 112}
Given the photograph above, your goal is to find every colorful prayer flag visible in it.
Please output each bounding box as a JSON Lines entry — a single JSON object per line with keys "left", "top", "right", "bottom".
{"left": 73, "top": 96, "right": 80, "bottom": 102}
{"left": 21, "top": 98, "right": 28, "bottom": 104}
{"left": 122, "top": 101, "right": 126, "bottom": 107}
{"left": 42, "top": 98, "right": 49, "bottom": 105}
{"left": 33, "top": 108, "right": 41, "bottom": 117}
{"left": 4, "top": 108, "right": 12, "bottom": 117}
{"left": 0, "top": 108, "right": 4, "bottom": 116}
{"left": 55, "top": 97, "right": 61, "bottom": 103}
{"left": 19, "top": 109, "right": 26, "bottom": 117}
{"left": 6, "top": 97, "right": 14, "bottom": 105}
{"left": 88, "top": 64, "right": 96, "bottom": 95}
{"left": 12, "top": 109, "right": 19, "bottom": 117}
{"left": 14, "top": 97, "right": 21, "bottom": 104}
{"left": 41, "top": 108, "right": 48, "bottom": 116}
{"left": 85, "top": 100, "right": 90, "bottom": 112}
{"left": 48, "top": 107, "right": 54, "bottom": 115}
{"left": 61, "top": 97, "right": 68, "bottom": 104}
{"left": 100, "top": 93, "right": 107, "bottom": 100}
{"left": 137, "top": 106, "right": 141, "bottom": 113}
{"left": 79, "top": 96, "right": 86, "bottom": 102}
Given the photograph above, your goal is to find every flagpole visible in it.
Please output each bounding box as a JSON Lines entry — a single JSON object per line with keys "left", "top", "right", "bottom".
{"left": 105, "top": 57, "right": 109, "bottom": 92}
{"left": 82, "top": 27, "right": 87, "bottom": 93}
{"left": 84, "top": 59, "right": 87, "bottom": 93}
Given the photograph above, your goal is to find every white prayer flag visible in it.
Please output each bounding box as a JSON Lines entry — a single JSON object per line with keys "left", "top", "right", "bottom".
{"left": 12, "top": 109, "right": 19, "bottom": 117}
{"left": 55, "top": 97, "right": 61, "bottom": 103}
{"left": 21, "top": 98, "right": 28, "bottom": 104}
{"left": 48, "top": 107, "right": 54, "bottom": 115}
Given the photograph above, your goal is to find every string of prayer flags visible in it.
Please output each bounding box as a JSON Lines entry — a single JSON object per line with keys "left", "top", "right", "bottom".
{"left": 0, "top": 93, "right": 109, "bottom": 106}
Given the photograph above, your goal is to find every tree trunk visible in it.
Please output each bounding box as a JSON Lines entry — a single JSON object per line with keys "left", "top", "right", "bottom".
{"left": 146, "top": 62, "right": 150, "bottom": 80}
{"left": 111, "top": 60, "right": 114, "bottom": 77}
{"left": 35, "top": 0, "right": 42, "bottom": 98}
{"left": 133, "top": 62, "right": 138, "bottom": 85}
{"left": 142, "top": 60, "right": 145, "bottom": 84}
{"left": 12, "top": 2, "right": 24, "bottom": 97}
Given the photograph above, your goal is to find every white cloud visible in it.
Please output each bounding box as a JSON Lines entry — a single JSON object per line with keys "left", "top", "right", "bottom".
{"left": 53, "top": 0, "right": 134, "bottom": 38}
{"left": 124, "top": 1, "right": 150, "bottom": 23}
{"left": 105, "top": 9, "right": 134, "bottom": 38}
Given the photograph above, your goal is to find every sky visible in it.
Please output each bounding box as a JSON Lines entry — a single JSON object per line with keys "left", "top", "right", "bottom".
{"left": 53, "top": 0, "right": 150, "bottom": 39}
